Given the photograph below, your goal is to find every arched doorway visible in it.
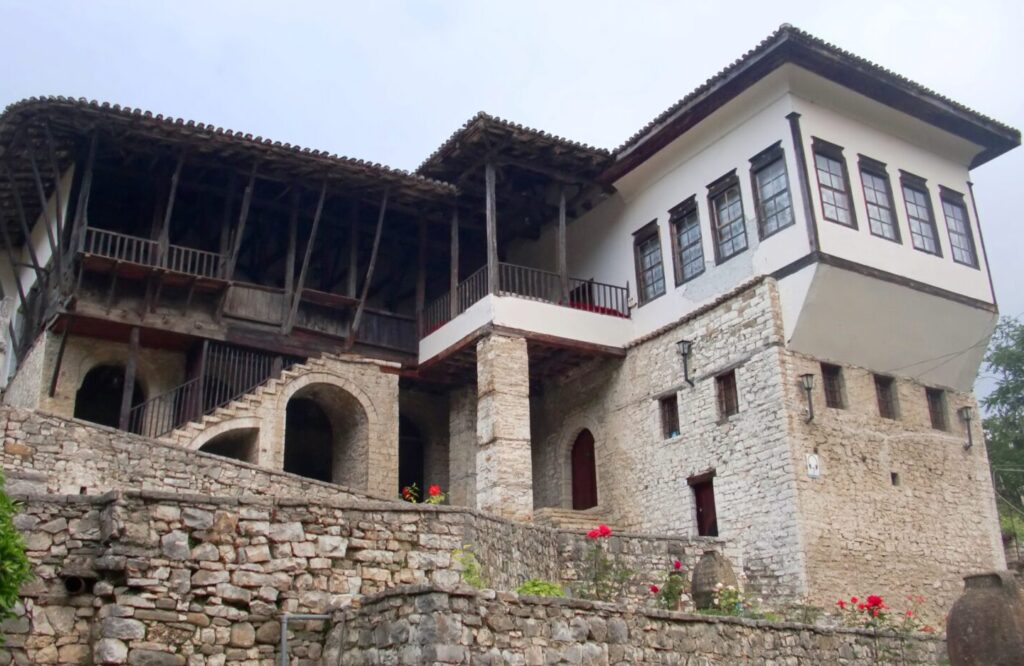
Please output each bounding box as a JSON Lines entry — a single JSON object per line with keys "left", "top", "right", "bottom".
{"left": 398, "top": 415, "right": 424, "bottom": 497}
{"left": 571, "top": 429, "right": 598, "bottom": 510}
{"left": 74, "top": 364, "right": 145, "bottom": 430}
{"left": 283, "top": 383, "right": 368, "bottom": 487}
{"left": 199, "top": 427, "right": 258, "bottom": 464}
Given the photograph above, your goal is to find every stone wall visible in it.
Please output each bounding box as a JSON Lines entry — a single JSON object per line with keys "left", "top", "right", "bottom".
{"left": 5, "top": 490, "right": 736, "bottom": 664}
{"left": 323, "top": 585, "right": 946, "bottom": 665}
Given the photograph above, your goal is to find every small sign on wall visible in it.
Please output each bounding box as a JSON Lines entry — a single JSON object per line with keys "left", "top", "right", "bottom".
{"left": 806, "top": 453, "right": 821, "bottom": 479}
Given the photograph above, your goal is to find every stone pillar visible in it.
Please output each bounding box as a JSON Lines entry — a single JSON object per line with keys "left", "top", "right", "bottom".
{"left": 448, "top": 386, "right": 477, "bottom": 508}
{"left": 475, "top": 334, "right": 533, "bottom": 521}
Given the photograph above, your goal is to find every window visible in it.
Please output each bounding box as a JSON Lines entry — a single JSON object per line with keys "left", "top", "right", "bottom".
{"left": 940, "top": 188, "right": 979, "bottom": 267}
{"left": 874, "top": 375, "right": 898, "bottom": 420}
{"left": 900, "top": 173, "right": 941, "bottom": 256}
{"left": 821, "top": 363, "right": 845, "bottom": 409}
{"left": 633, "top": 221, "right": 665, "bottom": 305}
{"left": 858, "top": 156, "right": 901, "bottom": 242}
{"left": 926, "top": 388, "right": 948, "bottom": 431}
{"left": 750, "top": 143, "right": 794, "bottom": 239}
{"left": 660, "top": 394, "right": 680, "bottom": 439}
{"left": 668, "top": 197, "right": 705, "bottom": 285}
{"left": 813, "top": 139, "right": 856, "bottom": 228}
{"left": 708, "top": 172, "right": 748, "bottom": 263}
{"left": 716, "top": 370, "right": 739, "bottom": 419}
{"left": 689, "top": 472, "right": 718, "bottom": 537}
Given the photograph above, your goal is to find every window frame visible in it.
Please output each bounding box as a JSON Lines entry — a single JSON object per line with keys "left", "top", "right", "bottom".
{"left": 820, "top": 363, "right": 846, "bottom": 410}
{"left": 874, "top": 374, "right": 899, "bottom": 420}
{"left": 812, "top": 138, "right": 858, "bottom": 229}
{"left": 660, "top": 393, "right": 680, "bottom": 439}
{"left": 939, "top": 186, "right": 980, "bottom": 268}
{"left": 707, "top": 171, "right": 748, "bottom": 265}
{"left": 716, "top": 369, "right": 740, "bottom": 420}
{"left": 667, "top": 196, "right": 706, "bottom": 286}
{"left": 926, "top": 387, "right": 948, "bottom": 431}
{"left": 899, "top": 171, "right": 943, "bottom": 257}
{"left": 749, "top": 142, "right": 795, "bottom": 240}
{"left": 632, "top": 219, "right": 666, "bottom": 306}
{"left": 857, "top": 155, "right": 902, "bottom": 244}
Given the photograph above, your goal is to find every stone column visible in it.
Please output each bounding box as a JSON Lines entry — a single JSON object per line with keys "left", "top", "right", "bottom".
{"left": 475, "top": 334, "right": 533, "bottom": 521}
{"left": 447, "top": 386, "right": 477, "bottom": 508}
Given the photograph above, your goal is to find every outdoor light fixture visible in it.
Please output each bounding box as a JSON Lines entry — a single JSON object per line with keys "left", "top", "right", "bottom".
{"left": 958, "top": 406, "right": 974, "bottom": 450}
{"left": 676, "top": 340, "right": 694, "bottom": 387}
{"left": 800, "top": 373, "right": 816, "bottom": 422}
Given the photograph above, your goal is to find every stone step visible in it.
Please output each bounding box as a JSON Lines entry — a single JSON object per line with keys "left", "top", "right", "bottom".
{"left": 533, "top": 507, "right": 620, "bottom": 533}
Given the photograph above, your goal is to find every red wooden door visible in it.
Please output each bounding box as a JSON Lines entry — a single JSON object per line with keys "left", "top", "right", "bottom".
{"left": 693, "top": 480, "right": 719, "bottom": 537}
{"left": 571, "top": 429, "right": 598, "bottom": 510}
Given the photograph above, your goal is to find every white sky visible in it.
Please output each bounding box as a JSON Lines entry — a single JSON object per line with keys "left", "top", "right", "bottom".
{"left": 1, "top": 0, "right": 1021, "bottom": 397}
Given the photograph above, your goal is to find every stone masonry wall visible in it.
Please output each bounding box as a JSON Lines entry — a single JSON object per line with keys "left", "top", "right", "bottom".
{"left": 782, "top": 350, "right": 1004, "bottom": 617}
{"left": 6, "top": 491, "right": 735, "bottom": 665}
{"left": 323, "top": 586, "right": 946, "bottom": 665}
{"left": 530, "top": 279, "right": 807, "bottom": 599}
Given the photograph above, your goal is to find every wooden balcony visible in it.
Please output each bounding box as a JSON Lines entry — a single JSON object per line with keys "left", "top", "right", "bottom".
{"left": 80, "top": 226, "right": 225, "bottom": 288}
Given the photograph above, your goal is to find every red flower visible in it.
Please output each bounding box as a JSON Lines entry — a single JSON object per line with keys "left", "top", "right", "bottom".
{"left": 673, "top": 560, "right": 682, "bottom": 570}
{"left": 586, "top": 529, "right": 600, "bottom": 539}
{"left": 598, "top": 524, "right": 612, "bottom": 537}
{"left": 649, "top": 585, "right": 660, "bottom": 594}
{"left": 866, "top": 595, "right": 884, "bottom": 608}
{"left": 401, "top": 486, "right": 413, "bottom": 500}
{"left": 836, "top": 600, "right": 846, "bottom": 609}
{"left": 428, "top": 484, "right": 442, "bottom": 497}
{"left": 871, "top": 609, "right": 880, "bottom": 618}
{"left": 905, "top": 610, "right": 914, "bottom": 617}
{"left": 850, "top": 596, "right": 858, "bottom": 604}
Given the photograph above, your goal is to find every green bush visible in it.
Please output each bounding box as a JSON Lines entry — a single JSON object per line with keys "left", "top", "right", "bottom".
{"left": 515, "top": 579, "right": 565, "bottom": 597}
{"left": 453, "top": 545, "right": 485, "bottom": 588}
{"left": 0, "top": 472, "right": 31, "bottom": 625}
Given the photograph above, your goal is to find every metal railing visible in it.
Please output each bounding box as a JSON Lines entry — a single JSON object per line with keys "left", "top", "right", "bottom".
{"left": 127, "top": 343, "right": 300, "bottom": 438}
{"left": 82, "top": 227, "right": 222, "bottom": 279}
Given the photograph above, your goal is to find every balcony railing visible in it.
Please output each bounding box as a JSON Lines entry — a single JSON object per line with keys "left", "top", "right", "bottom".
{"left": 82, "top": 226, "right": 223, "bottom": 279}
{"left": 421, "top": 263, "right": 630, "bottom": 336}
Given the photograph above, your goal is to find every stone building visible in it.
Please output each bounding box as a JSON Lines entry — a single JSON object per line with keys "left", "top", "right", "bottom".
{"left": 0, "top": 23, "right": 1018, "bottom": 633}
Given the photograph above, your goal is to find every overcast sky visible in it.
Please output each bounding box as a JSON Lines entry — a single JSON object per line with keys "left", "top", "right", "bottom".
{"left": 1, "top": 0, "right": 1021, "bottom": 396}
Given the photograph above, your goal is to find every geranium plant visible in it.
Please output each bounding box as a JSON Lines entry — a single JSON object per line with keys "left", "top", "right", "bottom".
{"left": 648, "top": 559, "right": 687, "bottom": 610}
{"left": 399, "top": 483, "right": 447, "bottom": 505}
{"left": 576, "top": 524, "right": 633, "bottom": 601}
{"left": 835, "top": 594, "right": 935, "bottom": 633}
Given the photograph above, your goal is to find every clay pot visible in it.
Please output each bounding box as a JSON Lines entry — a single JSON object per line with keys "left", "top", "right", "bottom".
{"left": 946, "top": 571, "right": 1024, "bottom": 666}
{"left": 690, "top": 550, "right": 737, "bottom": 610}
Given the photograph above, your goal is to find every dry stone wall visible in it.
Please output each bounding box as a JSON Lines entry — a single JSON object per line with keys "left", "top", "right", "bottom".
{"left": 323, "top": 585, "right": 946, "bottom": 665}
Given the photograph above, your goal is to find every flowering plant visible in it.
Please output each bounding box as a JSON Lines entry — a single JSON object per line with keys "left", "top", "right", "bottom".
{"left": 399, "top": 483, "right": 447, "bottom": 505}
{"left": 576, "top": 524, "right": 634, "bottom": 601}
{"left": 648, "top": 559, "right": 687, "bottom": 610}
{"left": 701, "top": 583, "right": 765, "bottom": 618}
{"left": 836, "top": 594, "right": 935, "bottom": 633}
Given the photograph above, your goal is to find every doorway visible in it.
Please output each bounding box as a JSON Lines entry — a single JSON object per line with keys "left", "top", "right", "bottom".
{"left": 571, "top": 429, "right": 598, "bottom": 510}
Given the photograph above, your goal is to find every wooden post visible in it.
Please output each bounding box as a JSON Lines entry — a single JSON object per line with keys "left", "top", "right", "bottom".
{"left": 0, "top": 214, "right": 29, "bottom": 316}
{"left": 557, "top": 186, "right": 569, "bottom": 303}
{"left": 70, "top": 131, "right": 99, "bottom": 254}
{"left": 347, "top": 188, "right": 389, "bottom": 349}
{"left": 48, "top": 316, "right": 72, "bottom": 397}
{"left": 26, "top": 145, "right": 59, "bottom": 266}
{"left": 158, "top": 151, "right": 186, "bottom": 266}
{"left": 415, "top": 217, "right": 427, "bottom": 334}
{"left": 347, "top": 199, "right": 359, "bottom": 298}
{"left": 283, "top": 189, "right": 298, "bottom": 309}
{"left": 42, "top": 123, "right": 65, "bottom": 288}
{"left": 485, "top": 162, "right": 498, "bottom": 294}
{"left": 225, "top": 163, "right": 258, "bottom": 280}
{"left": 283, "top": 180, "right": 328, "bottom": 334}
{"left": 449, "top": 207, "right": 459, "bottom": 319}
{"left": 218, "top": 176, "right": 236, "bottom": 273}
{"left": 1, "top": 162, "right": 45, "bottom": 285}
{"left": 118, "top": 326, "right": 140, "bottom": 431}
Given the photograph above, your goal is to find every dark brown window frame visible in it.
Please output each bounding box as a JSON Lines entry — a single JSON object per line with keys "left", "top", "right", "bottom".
{"left": 874, "top": 374, "right": 899, "bottom": 420}
{"left": 857, "top": 155, "right": 902, "bottom": 244}
{"left": 926, "top": 387, "right": 948, "bottom": 431}
{"left": 938, "top": 186, "right": 980, "bottom": 269}
{"left": 812, "top": 138, "right": 858, "bottom": 229}
{"left": 707, "top": 170, "right": 748, "bottom": 265}
{"left": 716, "top": 369, "right": 739, "bottom": 420}
{"left": 632, "top": 219, "right": 666, "bottom": 306}
{"left": 667, "top": 195, "right": 705, "bottom": 286}
{"left": 749, "top": 141, "right": 795, "bottom": 240}
{"left": 660, "top": 393, "right": 680, "bottom": 439}
{"left": 899, "top": 171, "right": 943, "bottom": 258}
{"left": 821, "top": 362, "right": 846, "bottom": 409}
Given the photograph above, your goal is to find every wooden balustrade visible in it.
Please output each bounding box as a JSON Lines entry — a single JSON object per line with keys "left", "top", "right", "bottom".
{"left": 82, "top": 226, "right": 221, "bottom": 279}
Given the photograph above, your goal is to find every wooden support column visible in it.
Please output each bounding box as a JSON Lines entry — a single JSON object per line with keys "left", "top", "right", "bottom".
{"left": 485, "top": 162, "right": 498, "bottom": 294}
{"left": 158, "top": 151, "right": 186, "bottom": 266}
{"left": 415, "top": 217, "right": 427, "bottom": 334}
{"left": 283, "top": 189, "right": 298, "bottom": 311}
{"left": 347, "top": 188, "right": 390, "bottom": 349}
{"left": 0, "top": 214, "right": 30, "bottom": 316}
{"left": 557, "top": 186, "right": 569, "bottom": 302}
{"left": 118, "top": 326, "right": 140, "bottom": 431}
{"left": 283, "top": 180, "right": 328, "bottom": 334}
{"left": 218, "top": 177, "right": 237, "bottom": 266}
{"left": 1, "top": 162, "right": 45, "bottom": 285}
{"left": 48, "top": 316, "right": 73, "bottom": 397}
{"left": 42, "top": 123, "right": 65, "bottom": 288}
{"left": 449, "top": 207, "right": 459, "bottom": 319}
{"left": 70, "top": 131, "right": 99, "bottom": 254}
{"left": 26, "top": 145, "right": 59, "bottom": 267}
{"left": 224, "top": 163, "right": 258, "bottom": 280}
{"left": 347, "top": 199, "right": 359, "bottom": 298}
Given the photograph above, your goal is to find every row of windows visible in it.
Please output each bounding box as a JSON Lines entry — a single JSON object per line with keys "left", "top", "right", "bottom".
{"left": 659, "top": 369, "right": 740, "bottom": 438}
{"left": 631, "top": 136, "right": 982, "bottom": 307}
{"left": 811, "top": 138, "right": 980, "bottom": 268}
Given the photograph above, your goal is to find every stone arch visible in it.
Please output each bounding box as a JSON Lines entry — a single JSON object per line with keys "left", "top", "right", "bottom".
{"left": 558, "top": 417, "right": 604, "bottom": 510}
{"left": 188, "top": 417, "right": 262, "bottom": 466}
{"left": 73, "top": 363, "right": 147, "bottom": 430}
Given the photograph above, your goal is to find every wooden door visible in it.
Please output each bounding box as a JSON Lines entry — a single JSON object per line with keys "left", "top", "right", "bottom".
{"left": 571, "top": 429, "right": 598, "bottom": 510}
{"left": 693, "top": 480, "right": 719, "bottom": 537}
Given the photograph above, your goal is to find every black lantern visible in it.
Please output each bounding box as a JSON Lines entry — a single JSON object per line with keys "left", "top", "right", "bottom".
{"left": 800, "top": 373, "right": 815, "bottom": 422}
{"left": 677, "top": 340, "right": 694, "bottom": 387}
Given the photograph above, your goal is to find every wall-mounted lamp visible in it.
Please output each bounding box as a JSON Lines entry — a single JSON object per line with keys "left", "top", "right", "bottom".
{"left": 676, "top": 339, "right": 694, "bottom": 387}
{"left": 958, "top": 406, "right": 974, "bottom": 450}
{"left": 800, "top": 373, "right": 816, "bottom": 422}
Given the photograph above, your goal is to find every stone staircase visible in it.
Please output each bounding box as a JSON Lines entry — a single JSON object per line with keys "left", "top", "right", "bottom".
{"left": 160, "top": 353, "right": 336, "bottom": 449}
{"left": 533, "top": 506, "right": 620, "bottom": 533}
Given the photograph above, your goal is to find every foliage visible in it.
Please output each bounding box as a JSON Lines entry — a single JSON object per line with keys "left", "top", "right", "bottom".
{"left": 453, "top": 544, "right": 485, "bottom": 588}
{"left": 834, "top": 594, "right": 936, "bottom": 634}
{"left": 647, "top": 559, "right": 687, "bottom": 610}
{"left": 516, "top": 578, "right": 565, "bottom": 597}
{"left": 399, "top": 483, "right": 447, "bottom": 505}
{"left": 699, "top": 583, "right": 767, "bottom": 619}
{"left": 982, "top": 318, "right": 1024, "bottom": 525}
{"left": 576, "top": 524, "right": 634, "bottom": 602}
{"left": 0, "top": 472, "right": 31, "bottom": 626}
